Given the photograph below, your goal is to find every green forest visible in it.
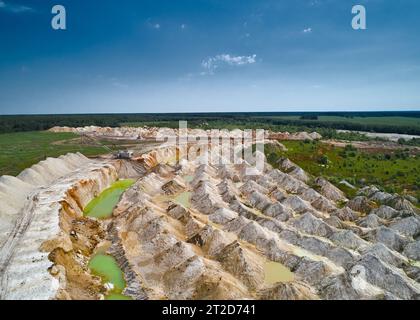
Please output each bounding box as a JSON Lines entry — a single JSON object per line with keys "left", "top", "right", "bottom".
{"left": 1, "top": 111, "right": 420, "bottom": 135}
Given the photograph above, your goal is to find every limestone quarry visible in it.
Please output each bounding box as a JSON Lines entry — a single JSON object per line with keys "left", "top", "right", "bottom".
{"left": 48, "top": 125, "right": 323, "bottom": 142}
{"left": 0, "top": 126, "right": 419, "bottom": 300}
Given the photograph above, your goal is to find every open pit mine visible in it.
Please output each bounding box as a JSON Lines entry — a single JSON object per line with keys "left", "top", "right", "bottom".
{"left": 0, "top": 126, "right": 419, "bottom": 300}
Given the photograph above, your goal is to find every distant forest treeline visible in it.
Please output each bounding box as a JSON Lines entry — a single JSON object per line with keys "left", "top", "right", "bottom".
{"left": 0, "top": 112, "right": 419, "bottom": 135}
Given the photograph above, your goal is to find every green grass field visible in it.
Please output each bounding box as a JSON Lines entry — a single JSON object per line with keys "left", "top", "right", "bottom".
{"left": 0, "top": 131, "right": 109, "bottom": 176}
{"left": 266, "top": 140, "right": 420, "bottom": 199}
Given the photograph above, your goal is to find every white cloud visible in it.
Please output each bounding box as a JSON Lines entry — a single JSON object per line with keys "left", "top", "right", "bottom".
{"left": 0, "top": 1, "right": 33, "bottom": 13}
{"left": 181, "top": 24, "right": 186, "bottom": 29}
{"left": 201, "top": 54, "right": 257, "bottom": 75}
{"left": 303, "top": 27, "right": 312, "bottom": 33}
{"left": 145, "top": 19, "right": 161, "bottom": 30}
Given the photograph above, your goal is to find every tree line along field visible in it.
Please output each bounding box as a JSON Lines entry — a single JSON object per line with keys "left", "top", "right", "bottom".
{"left": 120, "top": 113, "right": 420, "bottom": 136}
{"left": 256, "top": 115, "right": 420, "bottom": 129}
{"left": 265, "top": 140, "right": 420, "bottom": 200}
{"left": 1, "top": 111, "right": 420, "bottom": 135}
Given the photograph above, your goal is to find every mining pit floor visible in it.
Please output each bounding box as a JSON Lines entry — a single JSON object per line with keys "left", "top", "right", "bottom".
{"left": 0, "top": 130, "right": 419, "bottom": 300}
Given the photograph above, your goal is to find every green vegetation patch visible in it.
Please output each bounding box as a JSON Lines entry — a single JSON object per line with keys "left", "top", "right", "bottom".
{"left": 266, "top": 140, "right": 420, "bottom": 199}
{"left": 105, "top": 293, "right": 132, "bottom": 300}
{"left": 0, "top": 131, "right": 109, "bottom": 176}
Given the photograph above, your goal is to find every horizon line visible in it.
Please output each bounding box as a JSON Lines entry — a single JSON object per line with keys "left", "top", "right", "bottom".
{"left": 1, "top": 110, "right": 420, "bottom": 117}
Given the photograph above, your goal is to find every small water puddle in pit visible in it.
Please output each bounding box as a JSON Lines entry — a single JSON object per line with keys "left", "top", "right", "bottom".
{"left": 88, "top": 254, "right": 132, "bottom": 300}
{"left": 106, "top": 293, "right": 132, "bottom": 300}
{"left": 173, "top": 191, "right": 192, "bottom": 208}
{"left": 84, "top": 181, "right": 134, "bottom": 300}
{"left": 84, "top": 179, "right": 135, "bottom": 219}
{"left": 264, "top": 261, "right": 294, "bottom": 285}
{"left": 183, "top": 175, "right": 194, "bottom": 183}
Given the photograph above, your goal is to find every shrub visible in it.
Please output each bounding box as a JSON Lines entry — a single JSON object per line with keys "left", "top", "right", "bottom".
{"left": 318, "top": 155, "right": 329, "bottom": 165}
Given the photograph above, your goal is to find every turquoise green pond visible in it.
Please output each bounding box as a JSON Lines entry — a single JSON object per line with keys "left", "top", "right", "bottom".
{"left": 106, "top": 293, "right": 132, "bottom": 300}
{"left": 84, "top": 179, "right": 135, "bottom": 219}
{"left": 85, "top": 180, "right": 135, "bottom": 300}
{"left": 88, "top": 254, "right": 132, "bottom": 300}
{"left": 183, "top": 175, "right": 194, "bottom": 183}
{"left": 174, "top": 191, "right": 191, "bottom": 208}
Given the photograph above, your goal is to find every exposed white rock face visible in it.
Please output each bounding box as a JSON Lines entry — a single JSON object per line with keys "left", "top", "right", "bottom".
{"left": 319, "top": 272, "right": 384, "bottom": 300}
{"left": 354, "top": 254, "right": 420, "bottom": 300}
{"left": 405, "top": 195, "right": 418, "bottom": 205}
{"left": 278, "top": 158, "right": 297, "bottom": 172}
{"left": 329, "top": 229, "right": 369, "bottom": 250}
{"left": 358, "top": 185, "right": 381, "bottom": 198}
{"left": 277, "top": 158, "right": 311, "bottom": 183}
{"left": 309, "top": 132, "right": 322, "bottom": 140}
{"left": 122, "top": 143, "right": 420, "bottom": 299}
{"left": 360, "top": 243, "right": 409, "bottom": 268}
{"left": 269, "top": 170, "right": 308, "bottom": 194}
{"left": 358, "top": 186, "right": 418, "bottom": 215}
{"left": 358, "top": 214, "right": 385, "bottom": 228}
{"left": 346, "top": 196, "right": 373, "bottom": 214}
{"left": 372, "top": 205, "right": 401, "bottom": 220}
{"left": 289, "top": 167, "right": 310, "bottom": 183}
{"left": 0, "top": 153, "right": 91, "bottom": 248}
{"left": 265, "top": 140, "right": 288, "bottom": 151}
{"left": 290, "top": 213, "right": 335, "bottom": 238}
{"left": 50, "top": 126, "right": 323, "bottom": 144}
{"left": 300, "top": 189, "right": 336, "bottom": 213}
{"left": 292, "top": 132, "right": 315, "bottom": 141}
{"left": 162, "top": 176, "right": 186, "bottom": 195}
{"left": 209, "top": 208, "right": 238, "bottom": 225}
{"left": 390, "top": 217, "right": 420, "bottom": 239}
{"left": 260, "top": 281, "right": 319, "bottom": 300}
{"left": 365, "top": 227, "right": 410, "bottom": 252}
{"left": 314, "top": 177, "right": 347, "bottom": 202}
{"left": 0, "top": 154, "right": 118, "bottom": 300}
{"left": 339, "top": 180, "right": 356, "bottom": 190}
{"left": 192, "top": 181, "right": 225, "bottom": 215}
{"left": 370, "top": 191, "right": 394, "bottom": 204}
{"left": 387, "top": 196, "right": 418, "bottom": 213}
{"left": 264, "top": 203, "right": 293, "bottom": 222}
{"left": 404, "top": 241, "right": 420, "bottom": 261}
{"left": 332, "top": 207, "right": 359, "bottom": 222}
{"left": 240, "top": 180, "right": 268, "bottom": 196}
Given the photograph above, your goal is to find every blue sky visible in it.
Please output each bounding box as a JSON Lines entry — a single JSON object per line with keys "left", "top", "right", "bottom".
{"left": 0, "top": 0, "right": 419, "bottom": 114}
